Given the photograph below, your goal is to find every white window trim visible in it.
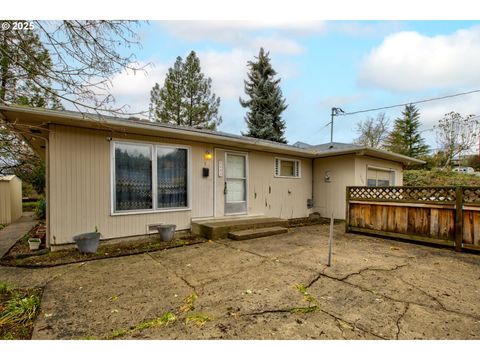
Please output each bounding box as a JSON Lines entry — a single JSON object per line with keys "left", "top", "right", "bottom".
{"left": 110, "top": 140, "right": 192, "bottom": 216}
{"left": 274, "top": 157, "right": 301, "bottom": 178}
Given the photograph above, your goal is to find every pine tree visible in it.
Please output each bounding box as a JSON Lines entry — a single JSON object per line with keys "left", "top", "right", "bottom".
{"left": 240, "top": 48, "right": 288, "bottom": 143}
{"left": 150, "top": 56, "right": 184, "bottom": 125}
{"left": 149, "top": 51, "right": 222, "bottom": 130}
{"left": 384, "top": 104, "right": 429, "bottom": 158}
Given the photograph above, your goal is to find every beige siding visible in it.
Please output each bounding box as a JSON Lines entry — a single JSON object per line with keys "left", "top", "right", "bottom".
{"left": 354, "top": 156, "right": 403, "bottom": 186}
{"left": 0, "top": 176, "right": 22, "bottom": 224}
{"left": 313, "top": 155, "right": 356, "bottom": 220}
{"left": 0, "top": 181, "right": 11, "bottom": 224}
{"left": 313, "top": 154, "right": 405, "bottom": 220}
{"left": 49, "top": 125, "right": 215, "bottom": 245}
{"left": 9, "top": 176, "right": 22, "bottom": 222}
{"left": 213, "top": 149, "right": 312, "bottom": 219}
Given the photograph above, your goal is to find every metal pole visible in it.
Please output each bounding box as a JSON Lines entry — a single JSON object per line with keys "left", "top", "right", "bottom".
{"left": 330, "top": 108, "right": 334, "bottom": 145}
{"left": 327, "top": 212, "right": 334, "bottom": 266}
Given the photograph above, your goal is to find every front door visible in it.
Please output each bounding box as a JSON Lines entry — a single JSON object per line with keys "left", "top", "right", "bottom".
{"left": 225, "top": 153, "right": 247, "bottom": 215}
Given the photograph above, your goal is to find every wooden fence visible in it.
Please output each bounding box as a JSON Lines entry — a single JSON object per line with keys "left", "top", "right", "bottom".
{"left": 345, "top": 186, "right": 480, "bottom": 252}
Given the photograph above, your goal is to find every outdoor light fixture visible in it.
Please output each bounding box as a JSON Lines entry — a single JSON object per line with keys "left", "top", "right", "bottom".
{"left": 204, "top": 151, "right": 213, "bottom": 160}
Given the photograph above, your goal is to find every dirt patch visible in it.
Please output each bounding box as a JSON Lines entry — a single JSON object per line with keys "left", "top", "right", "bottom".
{"left": 287, "top": 216, "right": 333, "bottom": 227}
{"left": 0, "top": 284, "right": 43, "bottom": 340}
{"left": 0, "top": 233, "right": 206, "bottom": 268}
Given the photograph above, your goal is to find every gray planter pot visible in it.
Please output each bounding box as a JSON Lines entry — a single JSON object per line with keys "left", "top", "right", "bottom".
{"left": 157, "top": 224, "right": 176, "bottom": 242}
{"left": 73, "top": 232, "right": 101, "bottom": 253}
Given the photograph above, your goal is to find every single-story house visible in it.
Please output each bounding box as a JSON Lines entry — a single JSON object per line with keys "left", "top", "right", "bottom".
{"left": 0, "top": 105, "right": 423, "bottom": 249}
{"left": 0, "top": 174, "right": 22, "bottom": 225}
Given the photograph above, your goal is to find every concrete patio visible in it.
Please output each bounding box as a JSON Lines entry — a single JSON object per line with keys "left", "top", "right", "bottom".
{"left": 0, "top": 223, "right": 479, "bottom": 340}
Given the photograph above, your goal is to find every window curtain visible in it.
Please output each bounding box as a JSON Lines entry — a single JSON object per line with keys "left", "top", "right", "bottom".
{"left": 115, "top": 144, "right": 152, "bottom": 211}
{"left": 157, "top": 147, "right": 187, "bottom": 208}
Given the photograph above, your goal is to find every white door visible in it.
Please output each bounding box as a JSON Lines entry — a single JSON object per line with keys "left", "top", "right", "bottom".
{"left": 225, "top": 153, "right": 247, "bottom": 215}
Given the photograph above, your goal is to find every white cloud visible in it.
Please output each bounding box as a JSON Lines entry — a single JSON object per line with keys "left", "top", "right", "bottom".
{"left": 198, "top": 49, "right": 253, "bottom": 100}
{"left": 157, "top": 20, "right": 325, "bottom": 55}
{"left": 159, "top": 20, "right": 325, "bottom": 41}
{"left": 108, "top": 62, "right": 169, "bottom": 115}
{"left": 250, "top": 36, "right": 304, "bottom": 55}
{"left": 359, "top": 26, "right": 480, "bottom": 92}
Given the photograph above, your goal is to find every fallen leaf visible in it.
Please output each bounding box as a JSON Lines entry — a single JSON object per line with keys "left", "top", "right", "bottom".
{"left": 390, "top": 246, "right": 400, "bottom": 251}
{"left": 245, "top": 289, "right": 253, "bottom": 294}
{"left": 44, "top": 313, "right": 53, "bottom": 318}
{"left": 109, "top": 295, "right": 118, "bottom": 301}
{"left": 111, "top": 309, "right": 119, "bottom": 313}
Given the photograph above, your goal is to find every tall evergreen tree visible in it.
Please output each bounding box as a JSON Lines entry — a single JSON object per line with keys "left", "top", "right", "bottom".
{"left": 384, "top": 104, "right": 429, "bottom": 158}
{"left": 149, "top": 51, "right": 222, "bottom": 130}
{"left": 149, "top": 57, "right": 184, "bottom": 125}
{"left": 240, "top": 48, "right": 288, "bottom": 143}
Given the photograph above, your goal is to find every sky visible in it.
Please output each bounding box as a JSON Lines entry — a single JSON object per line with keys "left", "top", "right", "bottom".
{"left": 105, "top": 19, "right": 480, "bottom": 152}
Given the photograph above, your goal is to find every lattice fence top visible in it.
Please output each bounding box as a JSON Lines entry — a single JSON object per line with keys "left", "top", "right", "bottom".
{"left": 349, "top": 187, "right": 457, "bottom": 203}
{"left": 463, "top": 187, "right": 480, "bottom": 204}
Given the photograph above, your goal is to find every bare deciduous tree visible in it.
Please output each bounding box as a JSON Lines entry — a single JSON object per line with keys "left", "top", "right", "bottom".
{"left": 434, "top": 111, "right": 479, "bottom": 167}
{"left": 1, "top": 20, "right": 147, "bottom": 115}
{"left": 354, "top": 112, "right": 390, "bottom": 148}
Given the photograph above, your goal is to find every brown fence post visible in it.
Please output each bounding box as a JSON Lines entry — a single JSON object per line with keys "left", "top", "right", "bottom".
{"left": 455, "top": 187, "right": 463, "bottom": 252}
{"left": 345, "top": 186, "right": 350, "bottom": 233}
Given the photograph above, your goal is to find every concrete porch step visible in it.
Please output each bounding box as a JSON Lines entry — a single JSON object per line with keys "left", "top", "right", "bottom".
{"left": 228, "top": 226, "right": 288, "bottom": 241}
{"left": 191, "top": 216, "right": 288, "bottom": 240}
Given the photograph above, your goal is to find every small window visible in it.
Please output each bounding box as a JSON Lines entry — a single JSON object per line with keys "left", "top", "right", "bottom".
{"left": 274, "top": 158, "right": 300, "bottom": 178}
{"left": 367, "top": 168, "right": 393, "bottom": 187}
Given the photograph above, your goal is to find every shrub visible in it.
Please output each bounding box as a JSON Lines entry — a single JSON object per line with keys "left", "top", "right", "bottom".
{"left": 35, "top": 199, "right": 46, "bottom": 220}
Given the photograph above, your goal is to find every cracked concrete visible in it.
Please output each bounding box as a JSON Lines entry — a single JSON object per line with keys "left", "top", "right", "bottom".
{"left": 1, "top": 223, "right": 479, "bottom": 339}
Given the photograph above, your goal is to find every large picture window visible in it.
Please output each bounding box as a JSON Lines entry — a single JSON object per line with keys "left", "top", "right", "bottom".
{"left": 113, "top": 142, "right": 190, "bottom": 213}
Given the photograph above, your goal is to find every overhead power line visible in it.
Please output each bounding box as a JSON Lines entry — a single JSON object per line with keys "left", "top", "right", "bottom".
{"left": 339, "top": 89, "right": 480, "bottom": 116}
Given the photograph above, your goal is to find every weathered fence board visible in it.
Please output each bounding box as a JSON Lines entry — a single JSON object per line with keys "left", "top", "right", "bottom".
{"left": 346, "top": 186, "right": 480, "bottom": 252}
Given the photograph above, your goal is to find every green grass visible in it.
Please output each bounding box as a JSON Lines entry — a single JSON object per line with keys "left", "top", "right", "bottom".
{"left": 293, "top": 283, "right": 320, "bottom": 313}
{"left": 179, "top": 292, "right": 198, "bottom": 313}
{"left": 107, "top": 311, "right": 177, "bottom": 339}
{"left": 0, "top": 224, "right": 6, "bottom": 230}
{"left": 0, "top": 286, "right": 42, "bottom": 339}
{"left": 290, "top": 306, "right": 319, "bottom": 314}
{"left": 22, "top": 201, "right": 39, "bottom": 212}
{"left": 0, "top": 294, "right": 40, "bottom": 327}
{"left": 0, "top": 282, "right": 11, "bottom": 295}
{"left": 185, "top": 313, "right": 212, "bottom": 327}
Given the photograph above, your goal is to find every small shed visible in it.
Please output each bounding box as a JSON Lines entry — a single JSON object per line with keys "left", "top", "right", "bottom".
{"left": 0, "top": 175, "right": 22, "bottom": 225}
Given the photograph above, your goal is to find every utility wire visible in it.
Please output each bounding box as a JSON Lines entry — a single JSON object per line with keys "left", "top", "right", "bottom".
{"left": 339, "top": 89, "right": 480, "bottom": 116}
